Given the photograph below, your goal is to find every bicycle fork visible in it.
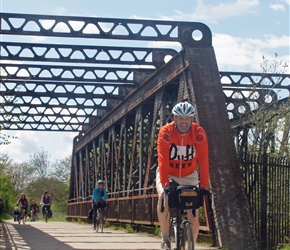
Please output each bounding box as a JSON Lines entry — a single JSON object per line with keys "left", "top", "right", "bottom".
{"left": 173, "top": 208, "right": 181, "bottom": 250}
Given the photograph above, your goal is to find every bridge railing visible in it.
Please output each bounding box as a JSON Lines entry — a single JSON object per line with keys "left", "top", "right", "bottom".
{"left": 67, "top": 187, "right": 213, "bottom": 231}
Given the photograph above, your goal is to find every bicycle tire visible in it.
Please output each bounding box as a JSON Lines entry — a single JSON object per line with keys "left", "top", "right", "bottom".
{"left": 96, "top": 209, "right": 104, "bottom": 233}
{"left": 181, "top": 222, "right": 194, "bottom": 250}
{"left": 169, "top": 218, "right": 175, "bottom": 244}
{"left": 169, "top": 217, "right": 179, "bottom": 249}
{"left": 45, "top": 210, "right": 48, "bottom": 223}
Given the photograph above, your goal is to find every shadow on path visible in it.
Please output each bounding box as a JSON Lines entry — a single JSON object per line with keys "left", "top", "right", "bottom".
{"left": 1, "top": 220, "right": 218, "bottom": 250}
{"left": 2, "top": 222, "right": 74, "bottom": 250}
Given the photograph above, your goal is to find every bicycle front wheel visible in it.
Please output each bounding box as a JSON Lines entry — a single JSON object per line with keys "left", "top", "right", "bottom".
{"left": 181, "top": 222, "right": 194, "bottom": 250}
{"left": 96, "top": 211, "right": 104, "bottom": 233}
{"left": 45, "top": 211, "right": 48, "bottom": 223}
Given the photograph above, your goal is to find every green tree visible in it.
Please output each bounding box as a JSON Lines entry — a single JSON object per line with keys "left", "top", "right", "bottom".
{"left": 242, "top": 54, "right": 289, "bottom": 159}
{"left": 0, "top": 173, "right": 14, "bottom": 215}
{"left": 4, "top": 161, "right": 33, "bottom": 195}
{"left": 29, "top": 148, "right": 51, "bottom": 179}
{"left": 52, "top": 155, "right": 71, "bottom": 182}
{"left": 26, "top": 176, "right": 69, "bottom": 214}
{"left": 0, "top": 154, "right": 14, "bottom": 216}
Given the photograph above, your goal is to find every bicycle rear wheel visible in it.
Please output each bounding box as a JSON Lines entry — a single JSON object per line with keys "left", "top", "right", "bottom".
{"left": 181, "top": 222, "right": 194, "bottom": 250}
{"left": 45, "top": 210, "right": 48, "bottom": 223}
{"left": 96, "top": 209, "right": 103, "bottom": 233}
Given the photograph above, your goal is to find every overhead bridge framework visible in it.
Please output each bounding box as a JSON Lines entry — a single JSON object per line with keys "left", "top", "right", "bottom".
{"left": 1, "top": 13, "right": 290, "bottom": 249}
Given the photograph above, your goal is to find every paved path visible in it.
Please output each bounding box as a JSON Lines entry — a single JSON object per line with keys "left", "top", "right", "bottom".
{"left": 1, "top": 219, "right": 218, "bottom": 250}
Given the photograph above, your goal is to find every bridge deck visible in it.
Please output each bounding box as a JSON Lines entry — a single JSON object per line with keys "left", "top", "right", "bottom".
{"left": 1, "top": 220, "right": 218, "bottom": 250}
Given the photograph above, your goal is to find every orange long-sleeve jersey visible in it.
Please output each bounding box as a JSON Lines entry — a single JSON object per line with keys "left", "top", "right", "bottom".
{"left": 157, "top": 121, "right": 209, "bottom": 189}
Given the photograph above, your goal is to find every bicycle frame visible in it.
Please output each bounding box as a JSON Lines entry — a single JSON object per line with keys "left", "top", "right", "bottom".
{"left": 162, "top": 179, "right": 206, "bottom": 250}
{"left": 18, "top": 206, "right": 26, "bottom": 224}
{"left": 96, "top": 207, "right": 104, "bottom": 233}
{"left": 163, "top": 191, "right": 191, "bottom": 249}
{"left": 42, "top": 203, "right": 50, "bottom": 223}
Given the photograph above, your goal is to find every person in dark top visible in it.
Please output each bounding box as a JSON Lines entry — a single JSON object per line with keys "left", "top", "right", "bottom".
{"left": 40, "top": 190, "right": 52, "bottom": 217}
{"left": 13, "top": 207, "right": 20, "bottom": 221}
{"left": 16, "top": 193, "right": 29, "bottom": 215}
{"left": 30, "top": 200, "right": 39, "bottom": 221}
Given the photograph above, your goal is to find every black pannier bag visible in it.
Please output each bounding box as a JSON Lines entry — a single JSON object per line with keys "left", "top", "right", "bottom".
{"left": 177, "top": 186, "right": 200, "bottom": 209}
{"left": 168, "top": 186, "right": 200, "bottom": 209}
{"left": 87, "top": 208, "right": 93, "bottom": 220}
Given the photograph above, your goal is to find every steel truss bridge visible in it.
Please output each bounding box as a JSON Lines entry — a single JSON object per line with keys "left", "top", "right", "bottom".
{"left": 1, "top": 13, "right": 289, "bottom": 250}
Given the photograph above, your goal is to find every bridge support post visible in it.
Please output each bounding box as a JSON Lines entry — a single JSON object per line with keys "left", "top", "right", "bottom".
{"left": 184, "top": 47, "right": 257, "bottom": 249}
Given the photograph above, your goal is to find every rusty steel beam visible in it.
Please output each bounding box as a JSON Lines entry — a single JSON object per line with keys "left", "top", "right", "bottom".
{"left": 71, "top": 47, "right": 258, "bottom": 249}
{"left": 143, "top": 91, "right": 164, "bottom": 192}
{"left": 73, "top": 52, "right": 187, "bottom": 152}
{"left": 184, "top": 47, "right": 257, "bottom": 249}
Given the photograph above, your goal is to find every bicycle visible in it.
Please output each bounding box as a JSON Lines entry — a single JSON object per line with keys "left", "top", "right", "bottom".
{"left": 17, "top": 206, "right": 26, "bottom": 225}
{"left": 161, "top": 179, "right": 209, "bottom": 250}
{"left": 96, "top": 207, "right": 104, "bottom": 233}
{"left": 30, "top": 209, "right": 38, "bottom": 222}
{"left": 41, "top": 203, "right": 51, "bottom": 223}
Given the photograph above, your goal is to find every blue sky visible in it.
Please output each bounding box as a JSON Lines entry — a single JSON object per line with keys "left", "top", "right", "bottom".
{"left": 1, "top": 0, "right": 289, "bottom": 163}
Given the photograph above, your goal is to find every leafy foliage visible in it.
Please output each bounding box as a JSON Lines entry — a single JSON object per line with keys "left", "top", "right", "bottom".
{"left": 0, "top": 130, "right": 18, "bottom": 145}
{"left": 29, "top": 148, "right": 51, "bottom": 178}
{"left": 0, "top": 173, "right": 14, "bottom": 216}
{"left": 241, "top": 54, "right": 289, "bottom": 159}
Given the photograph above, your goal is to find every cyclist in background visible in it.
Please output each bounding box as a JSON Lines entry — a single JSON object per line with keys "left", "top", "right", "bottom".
{"left": 92, "top": 180, "right": 108, "bottom": 230}
{"left": 29, "top": 200, "right": 39, "bottom": 221}
{"left": 156, "top": 101, "right": 210, "bottom": 250}
{"left": 12, "top": 207, "right": 20, "bottom": 221}
{"left": 40, "top": 190, "right": 52, "bottom": 218}
{"left": 16, "top": 193, "right": 29, "bottom": 215}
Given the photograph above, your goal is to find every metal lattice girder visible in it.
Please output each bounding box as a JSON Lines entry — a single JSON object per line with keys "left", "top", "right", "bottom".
{"left": 2, "top": 13, "right": 288, "bottom": 132}
{"left": 1, "top": 70, "right": 288, "bottom": 131}
{"left": 0, "top": 63, "right": 154, "bottom": 83}
{"left": 0, "top": 42, "right": 177, "bottom": 68}
{"left": 0, "top": 64, "right": 153, "bottom": 130}
{"left": 0, "top": 12, "right": 212, "bottom": 47}
{"left": 219, "top": 71, "right": 290, "bottom": 127}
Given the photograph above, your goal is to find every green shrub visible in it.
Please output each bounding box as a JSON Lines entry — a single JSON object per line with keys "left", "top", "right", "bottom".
{"left": 125, "top": 223, "right": 135, "bottom": 233}
{"left": 154, "top": 226, "right": 161, "bottom": 237}
{"left": 275, "top": 237, "right": 290, "bottom": 250}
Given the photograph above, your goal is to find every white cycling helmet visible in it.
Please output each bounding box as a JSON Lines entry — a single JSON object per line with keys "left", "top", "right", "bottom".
{"left": 172, "top": 101, "right": 195, "bottom": 116}
{"left": 97, "top": 180, "right": 104, "bottom": 185}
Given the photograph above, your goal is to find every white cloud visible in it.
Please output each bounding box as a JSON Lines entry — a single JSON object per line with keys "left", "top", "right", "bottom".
{"left": 1, "top": 131, "right": 77, "bottom": 163}
{"left": 213, "top": 33, "right": 290, "bottom": 73}
{"left": 159, "top": 0, "right": 260, "bottom": 23}
{"left": 270, "top": 4, "right": 285, "bottom": 11}
{"left": 1, "top": 131, "right": 38, "bottom": 163}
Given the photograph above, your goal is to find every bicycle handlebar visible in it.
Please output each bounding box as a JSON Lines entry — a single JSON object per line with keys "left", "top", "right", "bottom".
{"left": 16, "top": 204, "right": 27, "bottom": 208}
{"left": 160, "top": 179, "right": 211, "bottom": 213}
{"left": 41, "top": 203, "right": 51, "bottom": 206}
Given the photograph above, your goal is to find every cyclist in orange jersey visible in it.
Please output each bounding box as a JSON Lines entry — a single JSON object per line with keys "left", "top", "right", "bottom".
{"left": 156, "top": 101, "right": 209, "bottom": 250}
